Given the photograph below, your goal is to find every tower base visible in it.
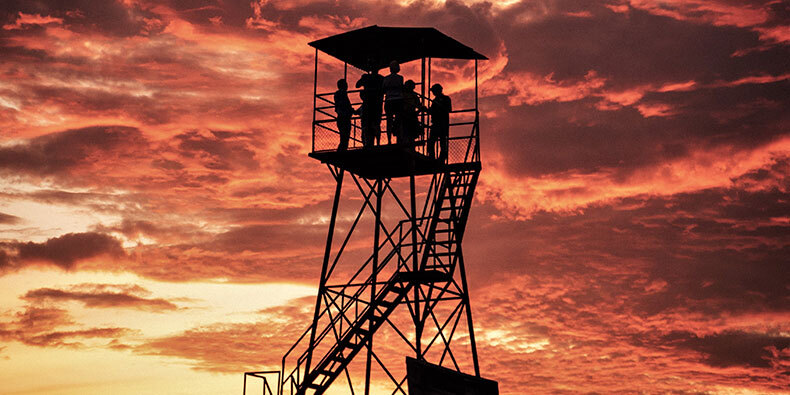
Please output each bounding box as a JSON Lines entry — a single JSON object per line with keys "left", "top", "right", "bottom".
{"left": 406, "top": 357, "right": 499, "bottom": 395}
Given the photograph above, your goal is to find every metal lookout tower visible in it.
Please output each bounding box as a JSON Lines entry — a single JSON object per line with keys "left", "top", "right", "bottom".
{"left": 244, "top": 26, "right": 497, "bottom": 395}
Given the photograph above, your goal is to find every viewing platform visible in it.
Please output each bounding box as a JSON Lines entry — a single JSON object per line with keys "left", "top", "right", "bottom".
{"left": 309, "top": 143, "right": 481, "bottom": 179}
{"left": 307, "top": 25, "right": 485, "bottom": 179}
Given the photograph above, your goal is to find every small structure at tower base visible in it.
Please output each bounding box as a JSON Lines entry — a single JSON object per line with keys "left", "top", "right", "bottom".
{"left": 406, "top": 358, "right": 499, "bottom": 395}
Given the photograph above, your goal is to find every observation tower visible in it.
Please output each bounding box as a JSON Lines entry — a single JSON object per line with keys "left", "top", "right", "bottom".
{"left": 244, "top": 26, "right": 497, "bottom": 395}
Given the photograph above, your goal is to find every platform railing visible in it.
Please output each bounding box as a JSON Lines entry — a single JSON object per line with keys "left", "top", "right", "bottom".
{"left": 312, "top": 90, "right": 480, "bottom": 166}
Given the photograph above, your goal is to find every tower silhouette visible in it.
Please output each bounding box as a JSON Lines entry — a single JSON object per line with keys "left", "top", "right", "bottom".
{"left": 244, "top": 26, "right": 496, "bottom": 395}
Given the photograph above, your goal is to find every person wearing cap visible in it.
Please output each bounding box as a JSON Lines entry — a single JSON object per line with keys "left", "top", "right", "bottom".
{"left": 382, "top": 60, "right": 404, "bottom": 144}
{"left": 428, "top": 83, "right": 451, "bottom": 162}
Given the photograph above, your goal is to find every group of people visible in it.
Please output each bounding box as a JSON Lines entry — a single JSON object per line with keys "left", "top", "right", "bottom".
{"left": 333, "top": 61, "right": 451, "bottom": 162}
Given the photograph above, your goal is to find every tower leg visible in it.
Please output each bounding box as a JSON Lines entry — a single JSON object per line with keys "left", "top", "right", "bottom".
{"left": 364, "top": 179, "right": 383, "bottom": 395}
{"left": 410, "top": 175, "right": 423, "bottom": 359}
{"left": 457, "top": 249, "right": 481, "bottom": 377}
{"left": 304, "top": 167, "right": 344, "bottom": 382}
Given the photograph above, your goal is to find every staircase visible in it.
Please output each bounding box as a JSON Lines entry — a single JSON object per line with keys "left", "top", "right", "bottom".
{"left": 280, "top": 169, "right": 479, "bottom": 395}
{"left": 421, "top": 169, "right": 478, "bottom": 274}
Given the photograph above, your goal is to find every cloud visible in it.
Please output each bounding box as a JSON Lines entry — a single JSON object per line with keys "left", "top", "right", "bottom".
{"left": 660, "top": 330, "right": 789, "bottom": 369}
{"left": 0, "top": 212, "right": 21, "bottom": 224}
{"left": 1, "top": 232, "right": 126, "bottom": 272}
{"left": 0, "top": 126, "right": 149, "bottom": 176}
{"left": 140, "top": 296, "right": 314, "bottom": 372}
{"left": 0, "top": 0, "right": 157, "bottom": 37}
{"left": 22, "top": 327, "right": 132, "bottom": 347}
{"left": 22, "top": 283, "right": 180, "bottom": 312}
{"left": 0, "top": 0, "right": 788, "bottom": 392}
{"left": 2, "top": 12, "right": 63, "bottom": 30}
{"left": 0, "top": 306, "right": 133, "bottom": 348}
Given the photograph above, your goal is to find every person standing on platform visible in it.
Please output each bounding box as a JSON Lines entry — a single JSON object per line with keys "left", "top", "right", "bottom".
{"left": 428, "top": 83, "right": 451, "bottom": 162}
{"left": 401, "top": 79, "right": 421, "bottom": 147}
{"left": 382, "top": 61, "right": 404, "bottom": 144}
{"left": 334, "top": 79, "right": 353, "bottom": 151}
{"left": 355, "top": 69, "right": 383, "bottom": 147}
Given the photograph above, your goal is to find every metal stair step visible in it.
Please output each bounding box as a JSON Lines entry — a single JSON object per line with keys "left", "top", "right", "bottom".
{"left": 390, "top": 286, "right": 408, "bottom": 294}
{"left": 316, "top": 369, "right": 334, "bottom": 376}
{"left": 377, "top": 300, "right": 397, "bottom": 309}
{"left": 341, "top": 338, "right": 359, "bottom": 348}
{"left": 354, "top": 327, "right": 370, "bottom": 336}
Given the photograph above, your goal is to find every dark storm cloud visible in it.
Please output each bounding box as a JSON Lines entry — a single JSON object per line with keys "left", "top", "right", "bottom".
{"left": 464, "top": 156, "right": 790, "bottom": 316}
{"left": 23, "top": 284, "right": 180, "bottom": 312}
{"left": 0, "top": 126, "right": 149, "bottom": 175}
{"left": 485, "top": 77, "right": 789, "bottom": 176}
{"left": 1, "top": 232, "right": 126, "bottom": 271}
{"left": 661, "top": 330, "right": 789, "bottom": 369}
{"left": 496, "top": 2, "right": 788, "bottom": 86}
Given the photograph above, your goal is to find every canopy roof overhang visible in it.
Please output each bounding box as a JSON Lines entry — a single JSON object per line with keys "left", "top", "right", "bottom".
{"left": 308, "top": 25, "right": 487, "bottom": 72}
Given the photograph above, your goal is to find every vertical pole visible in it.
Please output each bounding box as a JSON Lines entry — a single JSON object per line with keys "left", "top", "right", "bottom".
{"left": 365, "top": 180, "right": 382, "bottom": 395}
{"left": 410, "top": 175, "right": 422, "bottom": 358}
{"left": 312, "top": 49, "right": 318, "bottom": 153}
{"left": 474, "top": 59, "right": 480, "bottom": 161}
{"left": 427, "top": 58, "right": 431, "bottom": 97}
{"left": 420, "top": 57, "right": 426, "bottom": 152}
{"left": 474, "top": 59, "right": 478, "bottom": 110}
{"left": 457, "top": 249, "right": 481, "bottom": 377}
{"left": 243, "top": 374, "right": 247, "bottom": 395}
{"left": 304, "top": 168, "right": 344, "bottom": 383}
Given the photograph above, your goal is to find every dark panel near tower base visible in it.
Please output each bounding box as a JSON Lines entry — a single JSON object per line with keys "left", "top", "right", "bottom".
{"left": 406, "top": 357, "right": 499, "bottom": 395}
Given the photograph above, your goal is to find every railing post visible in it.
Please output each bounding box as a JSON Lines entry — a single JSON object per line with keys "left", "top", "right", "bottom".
{"left": 312, "top": 49, "right": 319, "bottom": 153}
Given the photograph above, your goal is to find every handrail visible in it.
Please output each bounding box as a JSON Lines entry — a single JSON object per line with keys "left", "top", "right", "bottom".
{"left": 278, "top": 217, "right": 428, "bottom": 394}
{"left": 312, "top": 88, "right": 480, "bottom": 162}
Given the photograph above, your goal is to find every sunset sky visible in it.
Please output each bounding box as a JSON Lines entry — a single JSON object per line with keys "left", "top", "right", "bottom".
{"left": 1, "top": 0, "right": 789, "bottom": 394}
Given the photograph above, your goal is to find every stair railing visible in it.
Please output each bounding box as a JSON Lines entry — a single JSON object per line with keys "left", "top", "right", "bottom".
{"left": 279, "top": 218, "right": 428, "bottom": 394}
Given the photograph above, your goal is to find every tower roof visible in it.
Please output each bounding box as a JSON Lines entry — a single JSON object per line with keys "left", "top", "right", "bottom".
{"left": 308, "top": 25, "right": 487, "bottom": 72}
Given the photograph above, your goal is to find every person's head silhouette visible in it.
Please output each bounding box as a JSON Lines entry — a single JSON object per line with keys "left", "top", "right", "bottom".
{"left": 337, "top": 79, "right": 348, "bottom": 91}
{"left": 404, "top": 80, "right": 415, "bottom": 91}
{"left": 430, "top": 83, "right": 443, "bottom": 95}
{"left": 389, "top": 61, "right": 400, "bottom": 74}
